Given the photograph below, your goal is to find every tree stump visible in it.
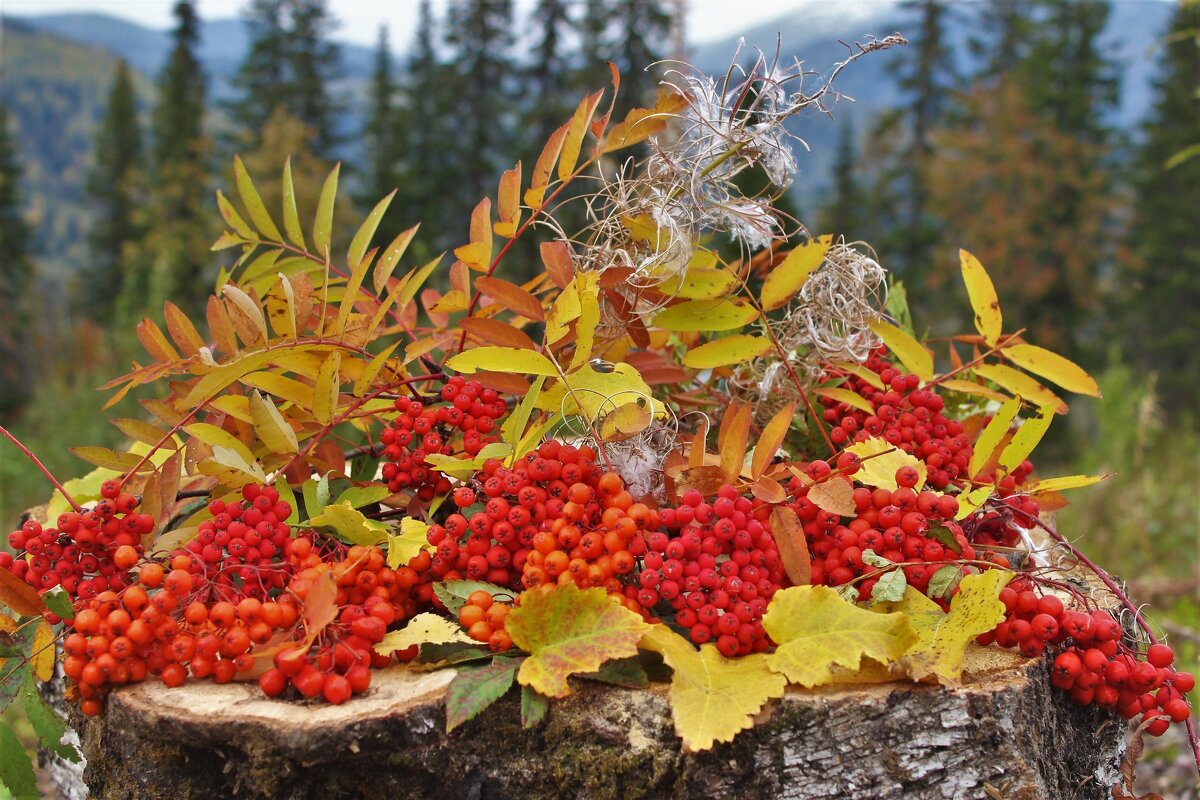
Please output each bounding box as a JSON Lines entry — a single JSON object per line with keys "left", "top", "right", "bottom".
{"left": 68, "top": 645, "right": 1123, "bottom": 800}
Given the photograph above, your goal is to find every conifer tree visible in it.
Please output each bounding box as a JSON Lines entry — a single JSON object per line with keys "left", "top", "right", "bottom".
{"left": 138, "top": 0, "right": 211, "bottom": 313}
{"left": 227, "top": 0, "right": 342, "bottom": 159}
{"left": 84, "top": 60, "right": 143, "bottom": 322}
{"left": 611, "top": 0, "right": 673, "bottom": 120}
{"left": 1123, "top": 1, "right": 1200, "bottom": 417}
{"left": 526, "top": 0, "right": 574, "bottom": 148}
{"left": 360, "top": 25, "right": 406, "bottom": 234}
{"left": 0, "top": 105, "right": 33, "bottom": 419}
{"left": 819, "top": 122, "right": 867, "bottom": 242}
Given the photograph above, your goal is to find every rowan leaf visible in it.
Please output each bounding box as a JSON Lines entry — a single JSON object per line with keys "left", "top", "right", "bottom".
{"left": 682, "top": 335, "right": 772, "bottom": 369}
{"left": 558, "top": 90, "right": 602, "bottom": 180}
{"left": 845, "top": 437, "right": 927, "bottom": 491}
{"left": 446, "top": 347, "right": 557, "bottom": 377}
{"left": 526, "top": 124, "right": 569, "bottom": 209}
{"left": 216, "top": 189, "right": 254, "bottom": 240}
{"left": 955, "top": 485, "right": 996, "bottom": 520}
{"left": 307, "top": 502, "right": 389, "bottom": 546}
{"left": 884, "top": 570, "right": 1012, "bottom": 686}
{"left": 20, "top": 671, "right": 78, "bottom": 762}
{"left": 494, "top": 162, "right": 522, "bottom": 238}
{"left": 386, "top": 517, "right": 433, "bottom": 568}
{"left": 812, "top": 387, "right": 875, "bottom": 415}
{"left": 183, "top": 423, "right": 256, "bottom": 466}
{"left": 249, "top": 391, "right": 298, "bottom": 454}
{"left": 221, "top": 285, "right": 268, "bottom": 344}
{"left": 233, "top": 155, "right": 282, "bottom": 241}
{"left": 671, "top": 267, "right": 736, "bottom": 300}
{"left": 967, "top": 397, "right": 1021, "bottom": 479}
{"left": 196, "top": 445, "right": 267, "bottom": 488}
{"left": 454, "top": 199, "right": 493, "bottom": 271}
{"left": 458, "top": 318, "right": 537, "bottom": 352}
{"left": 314, "top": 352, "right": 341, "bottom": 425}
{"left": 1001, "top": 343, "right": 1101, "bottom": 397}
{"left": 762, "top": 585, "right": 917, "bottom": 687}
{"left": 539, "top": 239, "right": 574, "bottom": 288}
{"left": 299, "top": 568, "right": 338, "bottom": 647}
{"left": 445, "top": 658, "right": 519, "bottom": 733}
{"left": 640, "top": 625, "right": 787, "bottom": 753}
{"left": 374, "top": 612, "right": 473, "bottom": 656}
{"left": 352, "top": 342, "right": 402, "bottom": 398}
{"left": 373, "top": 224, "right": 419, "bottom": 295}
{"left": 868, "top": 319, "right": 933, "bottom": 381}
{"left": 807, "top": 476, "right": 856, "bottom": 516}
{"left": 973, "top": 363, "right": 1067, "bottom": 413}
{"left": 751, "top": 402, "right": 795, "bottom": 480}
{"left": 1024, "top": 473, "right": 1110, "bottom": 494}
{"left": 27, "top": 620, "right": 54, "bottom": 682}
{"left": 348, "top": 190, "right": 395, "bottom": 271}
{"left": 959, "top": 249, "right": 1002, "bottom": 346}
{"left": 68, "top": 446, "right": 144, "bottom": 472}
{"left": 997, "top": 404, "right": 1054, "bottom": 474}
{"left": 163, "top": 301, "right": 206, "bottom": 356}
{"left": 600, "top": 402, "right": 652, "bottom": 442}
{"left": 0, "top": 570, "right": 44, "bottom": 618}
{"left": 136, "top": 318, "right": 180, "bottom": 363}
{"left": 939, "top": 379, "right": 1010, "bottom": 403}
{"left": 313, "top": 163, "right": 340, "bottom": 257}
{"left": 280, "top": 157, "right": 305, "bottom": 248}
{"left": 41, "top": 587, "right": 74, "bottom": 621}
{"left": 600, "top": 89, "right": 689, "bottom": 153}
{"left": 0, "top": 722, "right": 38, "bottom": 799}
{"left": 507, "top": 583, "right": 651, "bottom": 698}
{"left": 536, "top": 363, "right": 661, "bottom": 423}
{"left": 760, "top": 234, "right": 831, "bottom": 311}
{"left": 768, "top": 507, "right": 811, "bottom": 586}
{"left": 653, "top": 299, "right": 759, "bottom": 332}
{"left": 474, "top": 276, "right": 544, "bottom": 322}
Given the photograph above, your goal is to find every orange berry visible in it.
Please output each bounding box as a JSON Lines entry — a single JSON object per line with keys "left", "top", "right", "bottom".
{"left": 485, "top": 603, "right": 509, "bottom": 627}
{"left": 466, "top": 590, "right": 493, "bottom": 610}
{"left": 544, "top": 550, "right": 569, "bottom": 577}
{"left": 488, "top": 630, "right": 513, "bottom": 652}
{"left": 138, "top": 563, "right": 164, "bottom": 588}
{"left": 467, "top": 620, "right": 493, "bottom": 643}
{"left": 183, "top": 601, "right": 208, "bottom": 626}
{"left": 598, "top": 472, "right": 622, "bottom": 495}
{"left": 209, "top": 602, "right": 236, "bottom": 629}
{"left": 161, "top": 663, "right": 187, "bottom": 688}
{"left": 122, "top": 586, "right": 148, "bottom": 613}
{"left": 459, "top": 604, "right": 486, "bottom": 629}
{"left": 81, "top": 699, "right": 104, "bottom": 717}
{"left": 113, "top": 545, "right": 138, "bottom": 570}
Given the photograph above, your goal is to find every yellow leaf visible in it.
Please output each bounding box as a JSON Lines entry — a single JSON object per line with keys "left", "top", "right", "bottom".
{"left": 939, "top": 379, "right": 1010, "bottom": 404}
{"left": 428, "top": 289, "right": 469, "bottom": 314}
{"left": 494, "top": 162, "right": 522, "bottom": 238}
{"left": 386, "top": 517, "right": 434, "bottom": 569}
{"left": 600, "top": 89, "right": 689, "bottom": 153}
{"left": 640, "top": 625, "right": 787, "bottom": 753}
{"left": 887, "top": 570, "right": 1012, "bottom": 686}
{"left": 249, "top": 391, "right": 298, "bottom": 454}
{"left": 233, "top": 155, "right": 282, "bottom": 241}
{"left": 446, "top": 347, "right": 558, "bottom": 377}
{"left": 807, "top": 476, "right": 856, "bottom": 516}
{"left": 307, "top": 502, "right": 390, "bottom": 546}
{"left": 959, "top": 249, "right": 1002, "bottom": 346}
{"left": 373, "top": 224, "right": 420, "bottom": 295}
{"left": 569, "top": 272, "right": 600, "bottom": 371}
{"left": 670, "top": 266, "right": 736, "bottom": 300}
{"left": 868, "top": 319, "right": 933, "bottom": 381}
{"left": 966, "top": 397, "right": 1020, "bottom": 479}
{"left": 353, "top": 342, "right": 402, "bottom": 398}
{"left": 1024, "top": 473, "right": 1111, "bottom": 494}
{"left": 997, "top": 404, "right": 1054, "bottom": 474}
{"left": 32, "top": 620, "right": 55, "bottom": 682}
{"left": 653, "top": 299, "right": 759, "bottom": 332}
{"left": 536, "top": 362, "right": 662, "bottom": 421}
{"left": 313, "top": 163, "right": 340, "bottom": 257}
{"left": 558, "top": 91, "right": 602, "bottom": 181}
{"left": 314, "top": 352, "right": 341, "bottom": 425}
{"left": 828, "top": 361, "right": 886, "bottom": 390}
{"left": 242, "top": 372, "right": 315, "bottom": 409}
{"left": 762, "top": 585, "right": 917, "bottom": 688}
{"left": 507, "top": 583, "right": 651, "bottom": 698}
{"left": 348, "top": 190, "right": 395, "bottom": 271}
{"left": 216, "top": 189, "right": 255, "bottom": 239}
{"left": 682, "top": 335, "right": 772, "bottom": 369}
{"left": 751, "top": 401, "right": 795, "bottom": 480}
{"left": 373, "top": 612, "right": 472, "bottom": 656}
{"left": 973, "top": 364, "right": 1067, "bottom": 414}
{"left": 760, "top": 235, "right": 832, "bottom": 311}
{"left": 845, "top": 437, "right": 927, "bottom": 491}
{"left": 424, "top": 446, "right": 513, "bottom": 481}
{"left": 719, "top": 401, "right": 751, "bottom": 484}
{"left": 220, "top": 285, "right": 268, "bottom": 344}
{"left": 281, "top": 157, "right": 306, "bottom": 249}
{"left": 196, "top": 445, "right": 267, "bottom": 488}
{"left": 544, "top": 277, "right": 582, "bottom": 344}
{"left": 500, "top": 376, "right": 546, "bottom": 451}
{"left": 813, "top": 387, "right": 875, "bottom": 415}
{"left": 600, "top": 402, "right": 651, "bottom": 442}
{"left": 525, "top": 123, "right": 568, "bottom": 209}
{"left": 1001, "top": 343, "right": 1101, "bottom": 397}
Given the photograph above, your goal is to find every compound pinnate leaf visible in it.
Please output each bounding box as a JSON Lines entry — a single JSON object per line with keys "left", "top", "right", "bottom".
{"left": 640, "top": 625, "right": 786, "bottom": 753}
{"left": 762, "top": 585, "right": 916, "bottom": 688}
{"left": 446, "top": 658, "right": 519, "bottom": 733}
{"left": 506, "top": 583, "right": 651, "bottom": 698}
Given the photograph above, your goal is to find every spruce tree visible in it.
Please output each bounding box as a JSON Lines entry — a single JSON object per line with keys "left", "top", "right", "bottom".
{"left": 1123, "top": 1, "right": 1200, "bottom": 417}
{"left": 611, "top": 0, "right": 673, "bottom": 120}
{"left": 0, "top": 105, "right": 33, "bottom": 419}
{"left": 819, "top": 122, "right": 867, "bottom": 242}
{"left": 227, "top": 0, "right": 342, "bottom": 159}
{"left": 360, "top": 25, "right": 406, "bottom": 232}
{"left": 139, "top": 0, "right": 211, "bottom": 313}
{"left": 84, "top": 60, "right": 143, "bottom": 322}
{"left": 526, "top": 0, "right": 574, "bottom": 147}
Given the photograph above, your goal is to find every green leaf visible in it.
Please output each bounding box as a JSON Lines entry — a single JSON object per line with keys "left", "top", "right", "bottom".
{"left": 216, "top": 189, "right": 255, "bottom": 240}
{"left": 334, "top": 485, "right": 391, "bottom": 509}
{"left": 871, "top": 568, "right": 908, "bottom": 603}
{"left": 20, "top": 672, "right": 79, "bottom": 763}
{"left": 499, "top": 376, "right": 546, "bottom": 451}
{"left": 926, "top": 566, "right": 963, "bottom": 599}
{"left": 348, "top": 190, "right": 396, "bottom": 272}
{"left": 274, "top": 479, "right": 300, "bottom": 525}
{"left": 581, "top": 657, "right": 650, "bottom": 688}
{"left": 234, "top": 155, "right": 282, "bottom": 241}
{"left": 306, "top": 503, "right": 389, "bottom": 546}
{"left": 313, "top": 163, "right": 340, "bottom": 257}
{"left": 281, "top": 157, "right": 306, "bottom": 249}
{"left": 520, "top": 685, "right": 550, "bottom": 729}
{"left": 926, "top": 524, "right": 963, "bottom": 556}
{"left": 445, "top": 658, "right": 519, "bottom": 733}
{"left": 0, "top": 722, "right": 38, "bottom": 799}
{"left": 418, "top": 642, "right": 494, "bottom": 666}
{"left": 41, "top": 587, "right": 74, "bottom": 620}
{"left": 302, "top": 475, "right": 330, "bottom": 519}
{"left": 433, "top": 580, "right": 512, "bottom": 617}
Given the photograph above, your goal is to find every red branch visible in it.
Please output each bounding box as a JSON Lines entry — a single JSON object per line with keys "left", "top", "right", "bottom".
{"left": 0, "top": 424, "right": 81, "bottom": 512}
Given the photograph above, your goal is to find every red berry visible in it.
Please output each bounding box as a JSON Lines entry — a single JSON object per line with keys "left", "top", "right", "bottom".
{"left": 1146, "top": 643, "right": 1174, "bottom": 669}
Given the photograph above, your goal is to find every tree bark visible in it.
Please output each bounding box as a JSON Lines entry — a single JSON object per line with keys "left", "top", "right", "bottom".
{"left": 68, "top": 645, "right": 1123, "bottom": 800}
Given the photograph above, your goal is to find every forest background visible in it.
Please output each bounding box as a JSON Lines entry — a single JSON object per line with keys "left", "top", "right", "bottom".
{"left": 0, "top": 0, "right": 1196, "bottom": 777}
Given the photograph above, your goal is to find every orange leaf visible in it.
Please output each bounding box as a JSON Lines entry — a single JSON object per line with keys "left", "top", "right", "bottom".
{"left": 539, "top": 240, "right": 575, "bottom": 289}
{"left": 475, "top": 276, "right": 545, "bottom": 322}
{"left": 671, "top": 464, "right": 728, "bottom": 496}
{"left": 0, "top": 568, "right": 46, "bottom": 617}
{"left": 163, "top": 302, "right": 206, "bottom": 357}
{"left": 453, "top": 198, "right": 493, "bottom": 272}
{"left": 475, "top": 371, "right": 532, "bottom": 395}
{"left": 751, "top": 402, "right": 795, "bottom": 480}
{"left": 688, "top": 417, "right": 709, "bottom": 469}
{"left": 525, "top": 123, "right": 569, "bottom": 209}
{"left": 494, "top": 162, "right": 522, "bottom": 238}
{"left": 558, "top": 90, "right": 603, "bottom": 182}
{"left": 300, "top": 568, "right": 339, "bottom": 649}
{"left": 769, "top": 506, "right": 811, "bottom": 586}
{"left": 458, "top": 317, "right": 538, "bottom": 351}
{"left": 137, "top": 318, "right": 180, "bottom": 363}
{"left": 719, "top": 402, "right": 751, "bottom": 484}
{"left": 601, "top": 89, "right": 689, "bottom": 154}
{"left": 750, "top": 476, "right": 787, "bottom": 504}
{"left": 807, "top": 476, "right": 856, "bottom": 516}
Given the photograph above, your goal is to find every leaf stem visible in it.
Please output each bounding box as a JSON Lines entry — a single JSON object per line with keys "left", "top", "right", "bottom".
{"left": 0, "top": 425, "right": 80, "bottom": 512}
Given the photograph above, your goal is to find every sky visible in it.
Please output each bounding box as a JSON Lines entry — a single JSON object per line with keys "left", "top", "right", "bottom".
{"left": 0, "top": 0, "right": 891, "bottom": 48}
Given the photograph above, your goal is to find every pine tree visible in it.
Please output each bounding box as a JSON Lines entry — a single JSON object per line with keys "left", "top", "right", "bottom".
{"left": 526, "top": 0, "right": 574, "bottom": 147}
{"left": 360, "top": 25, "right": 406, "bottom": 232}
{"left": 611, "top": 0, "right": 673, "bottom": 119}
{"left": 0, "top": 105, "right": 33, "bottom": 419}
{"left": 137, "top": 0, "right": 212, "bottom": 314}
{"left": 84, "top": 60, "right": 143, "bottom": 322}
{"left": 1122, "top": 1, "right": 1200, "bottom": 417}
{"left": 819, "top": 122, "right": 867, "bottom": 242}
{"left": 227, "top": 0, "right": 342, "bottom": 159}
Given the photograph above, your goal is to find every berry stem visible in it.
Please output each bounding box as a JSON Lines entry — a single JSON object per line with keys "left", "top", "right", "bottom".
{"left": 0, "top": 424, "right": 81, "bottom": 512}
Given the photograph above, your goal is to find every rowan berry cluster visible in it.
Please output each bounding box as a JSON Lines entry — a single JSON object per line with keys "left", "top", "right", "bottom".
{"left": 2, "top": 479, "right": 153, "bottom": 603}
{"left": 458, "top": 589, "right": 513, "bottom": 652}
{"left": 426, "top": 441, "right": 656, "bottom": 615}
{"left": 643, "top": 485, "right": 785, "bottom": 655}
{"left": 380, "top": 377, "right": 508, "bottom": 501}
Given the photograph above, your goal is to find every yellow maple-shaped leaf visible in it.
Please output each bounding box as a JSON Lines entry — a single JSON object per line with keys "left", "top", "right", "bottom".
{"left": 845, "top": 436, "right": 928, "bottom": 491}
{"left": 877, "top": 570, "right": 1012, "bottom": 686}
{"left": 640, "top": 625, "right": 787, "bottom": 753}
{"left": 762, "top": 585, "right": 916, "bottom": 687}
{"left": 306, "top": 502, "right": 389, "bottom": 546}
{"left": 507, "top": 583, "right": 651, "bottom": 698}
{"left": 386, "top": 517, "right": 433, "bottom": 569}
{"left": 373, "top": 612, "right": 473, "bottom": 656}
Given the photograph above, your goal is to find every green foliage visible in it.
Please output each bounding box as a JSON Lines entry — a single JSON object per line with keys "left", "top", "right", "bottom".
{"left": 818, "top": 122, "right": 868, "bottom": 242}
{"left": 0, "top": 105, "right": 34, "bottom": 421}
